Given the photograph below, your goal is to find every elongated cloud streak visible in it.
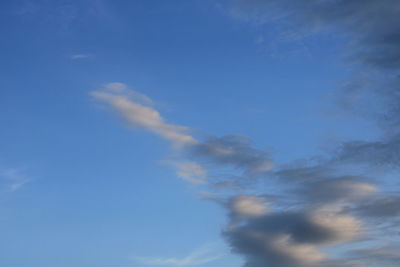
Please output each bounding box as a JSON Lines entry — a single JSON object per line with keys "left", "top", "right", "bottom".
{"left": 92, "top": 83, "right": 274, "bottom": 184}
{"left": 91, "top": 82, "right": 197, "bottom": 147}
{"left": 136, "top": 245, "right": 222, "bottom": 266}
{"left": 0, "top": 167, "right": 30, "bottom": 192}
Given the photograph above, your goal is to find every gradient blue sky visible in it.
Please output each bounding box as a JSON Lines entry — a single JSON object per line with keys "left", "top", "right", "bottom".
{"left": 1, "top": 1, "right": 399, "bottom": 267}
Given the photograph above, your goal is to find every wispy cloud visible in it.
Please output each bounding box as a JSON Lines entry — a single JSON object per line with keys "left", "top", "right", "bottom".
{"left": 91, "top": 83, "right": 273, "bottom": 186}
{"left": 70, "top": 54, "right": 94, "bottom": 60}
{"left": 91, "top": 83, "right": 196, "bottom": 147}
{"left": 135, "top": 245, "right": 223, "bottom": 266}
{"left": 15, "top": 0, "right": 116, "bottom": 33}
{"left": 170, "top": 161, "right": 208, "bottom": 184}
{"left": 0, "top": 167, "right": 30, "bottom": 192}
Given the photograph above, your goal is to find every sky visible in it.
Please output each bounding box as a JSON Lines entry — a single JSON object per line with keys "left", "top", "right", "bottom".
{"left": 1, "top": 0, "right": 400, "bottom": 266}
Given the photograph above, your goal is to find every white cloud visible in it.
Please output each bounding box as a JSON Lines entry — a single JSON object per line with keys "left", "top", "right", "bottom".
{"left": 229, "top": 195, "right": 269, "bottom": 218}
{"left": 0, "top": 168, "right": 30, "bottom": 192}
{"left": 91, "top": 83, "right": 197, "bottom": 147}
{"left": 70, "top": 54, "right": 93, "bottom": 60}
{"left": 136, "top": 245, "right": 222, "bottom": 266}
{"left": 173, "top": 161, "right": 207, "bottom": 184}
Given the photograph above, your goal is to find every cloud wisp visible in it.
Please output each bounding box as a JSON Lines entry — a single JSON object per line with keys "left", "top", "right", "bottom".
{"left": 70, "top": 54, "right": 94, "bottom": 60}
{"left": 91, "top": 82, "right": 197, "bottom": 147}
{"left": 0, "top": 167, "right": 30, "bottom": 192}
{"left": 135, "top": 245, "right": 223, "bottom": 266}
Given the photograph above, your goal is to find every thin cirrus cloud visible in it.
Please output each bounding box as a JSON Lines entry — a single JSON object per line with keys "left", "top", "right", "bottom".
{"left": 0, "top": 167, "right": 30, "bottom": 192}
{"left": 135, "top": 245, "right": 223, "bottom": 266}
{"left": 70, "top": 54, "right": 94, "bottom": 60}
{"left": 171, "top": 161, "right": 208, "bottom": 185}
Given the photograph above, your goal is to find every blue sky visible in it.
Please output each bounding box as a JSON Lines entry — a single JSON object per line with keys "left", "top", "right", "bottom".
{"left": 1, "top": 1, "right": 400, "bottom": 267}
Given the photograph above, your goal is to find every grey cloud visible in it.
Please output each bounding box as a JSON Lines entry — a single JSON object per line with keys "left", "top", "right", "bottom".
{"left": 231, "top": 0, "right": 400, "bottom": 137}
{"left": 349, "top": 245, "right": 400, "bottom": 267}
{"left": 232, "top": 0, "right": 400, "bottom": 70}
{"left": 91, "top": 2, "right": 400, "bottom": 266}
{"left": 278, "top": 136, "right": 400, "bottom": 175}
{"left": 190, "top": 135, "right": 273, "bottom": 175}
{"left": 334, "top": 136, "right": 400, "bottom": 167}
{"left": 224, "top": 209, "right": 361, "bottom": 267}
{"left": 276, "top": 165, "right": 334, "bottom": 182}
{"left": 352, "top": 195, "right": 400, "bottom": 218}
{"left": 295, "top": 176, "right": 376, "bottom": 204}
{"left": 222, "top": 1, "right": 400, "bottom": 266}
{"left": 277, "top": 166, "right": 377, "bottom": 204}
{"left": 231, "top": 212, "right": 343, "bottom": 244}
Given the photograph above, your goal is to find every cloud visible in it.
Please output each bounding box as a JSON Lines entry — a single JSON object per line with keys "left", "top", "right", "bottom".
{"left": 93, "top": 81, "right": 397, "bottom": 266}
{"left": 91, "top": 83, "right": 197, "bottom": 147}
{"left": 333, "top": 137, "right": 400, "bottom": 167}
{"left": 92, "top": 80, "right": 400, "bottom": 265}
{"left": 352, "top": 195, "right": 400, "bottom": 218}
{"left": 295, "top": 176, "right": 377, "bottom": 204}
{"left": 349, "top": 245, "right": 400, "bottom": 266}
{"left": 222, "top": 168, "right": 368, "bottom": 267}
{"left": 218, "top": 1, "right": 400, "bottom": 265}
{"left": 0, "top": 167, "right": 30, "bottom": 192}
{"left": 224, "top": 208, "right": 361, "bottom": 267}
{"left": 228, "top": 195, "right": 269, "bottom": 220}
{"left": 136, "top": 245, "right": 222, "bottom": 266}
{"left": 230, "top": 0, "right": 400, "bottom": 70}
{"left": 92, "top": 83, "right": 274, "bottom": 186}
{"left": 16, "top": 0, "right": 115, "bottom": 32}
{"left": 172, "top": 161, "right": 208, "bottom": 184}
{"left": 276, "top": 165, "right": 378, "bottom": 206}
{"left": 189, "top": 135, "right": 273, "bottom": 175}
{"left": 91, "top": 11, "right": 398, "bottom": 255}
{"left": 70, "top": 54, "right": 93, "bottom": 60}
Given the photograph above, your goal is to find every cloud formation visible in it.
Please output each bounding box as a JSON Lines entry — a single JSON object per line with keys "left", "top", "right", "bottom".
{"left": 92, "top": 78, "right": 399, "bottom": 266}
{"left": 190, "top": 136, "right": 273, "bottom": 175}
{"left": 91, "top": 2, "right": 400, "bottom": 262}
{"left": 91, "top": 83, "right": 196, "bottom": 147}
{"left": 215, "top": 1, "right": 400, "bottom": 266}
{"left": 224, "top": 208, "right": 362, "bottom": 267}
{"left": 92, "top": 83, "right": 273, "bottom": 185}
